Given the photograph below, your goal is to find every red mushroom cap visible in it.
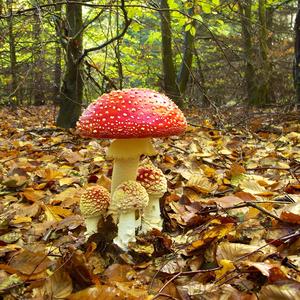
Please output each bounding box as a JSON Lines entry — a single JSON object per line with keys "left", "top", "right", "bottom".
{"left": 77, "top": 88, "right": 187, "bottom": 139}
{"left": 137, "top": 164, "right": 167, "bottom": 196}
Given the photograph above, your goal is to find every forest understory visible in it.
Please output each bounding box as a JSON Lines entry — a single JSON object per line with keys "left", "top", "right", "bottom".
{"left": 0, "top": 105, "right": 300, "bottom": 299}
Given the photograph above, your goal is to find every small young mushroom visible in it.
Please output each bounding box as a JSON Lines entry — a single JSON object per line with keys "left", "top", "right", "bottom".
{"left": 137, "top": 163, "right": 167, "bottom": 233}
{"left": 80, "top": 186, "right": 110, "bottom": 238}
{"left": 112, "top": 180, "right": 149, "bottom": 250}
{"left": 76, "top": 88, "right": 187, "bottom": 200}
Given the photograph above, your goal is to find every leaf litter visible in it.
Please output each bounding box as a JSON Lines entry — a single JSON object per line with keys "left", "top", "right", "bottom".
{"left": 0, "top": 106, "right": 300, "bottom": 299}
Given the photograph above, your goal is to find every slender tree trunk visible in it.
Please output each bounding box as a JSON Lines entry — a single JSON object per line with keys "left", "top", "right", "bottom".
{"left": 115, "top": 3, "right": 123, "bottom": 89}
{"left": 53, "top": 1, "right": 62, "bottom": 104}
{"left": 295, "top": 0, "right": 300, "bottom": 106}
{"left": 177, "top": 4, "right": 195, "bottom": 95}
{"left": 7, "top": 0, "right": 18, "bottom": 104}
{"left": 194, "top": 47, "right": 209, "bottom": 106}
{"left": 238, "top": 0, "right": 257, "bottom": 105}
{"left": 159, "top": 0, "right": 182, "bottom": 106}
{"left": 56, "top": 3, "right": 83, "bottom": 128}
{"left": 257, "top": 0, "right": 271, "bottom": 104}
{"left": 33, "top": 12, "right": 45, "bottom": 106}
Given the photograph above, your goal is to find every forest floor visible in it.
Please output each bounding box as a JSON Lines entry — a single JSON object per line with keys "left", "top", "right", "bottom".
{"left": 0, "top": 105, "right": 300, "bottom": 299}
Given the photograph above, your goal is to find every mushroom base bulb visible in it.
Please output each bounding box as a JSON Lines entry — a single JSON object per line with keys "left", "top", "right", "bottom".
{"left": 141, "top": 196, "right": 163, "bottom": 233}
{"left": 113, "top": 211, "right": 136, "bottom": 250}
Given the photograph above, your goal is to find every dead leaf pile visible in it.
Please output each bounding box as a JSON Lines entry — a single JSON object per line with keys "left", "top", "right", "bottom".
{"left": 0, "top": 106, "right": 300, "bottom": 299}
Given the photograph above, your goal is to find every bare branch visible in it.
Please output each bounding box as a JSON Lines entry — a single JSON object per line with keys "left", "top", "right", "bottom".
{"left": 78, "top": 0, "right": 131, "bottom": 63}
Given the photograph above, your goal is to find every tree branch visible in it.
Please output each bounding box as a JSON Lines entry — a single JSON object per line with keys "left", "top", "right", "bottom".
{"left": 78, "top": 0, "right": 131, "bottom": 63}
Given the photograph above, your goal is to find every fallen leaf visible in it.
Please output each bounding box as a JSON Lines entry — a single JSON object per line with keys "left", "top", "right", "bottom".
{"left": 21, "top": 188, "right": 45, "bottom": 202}
{"left": 9, "top": 249, "right": 52, "bottom": 275}
{"left": 280, "top": 203, "right": 300, "bottom": 224}
{"left": 45, "top": 269, "right": 73, "bottom": 299}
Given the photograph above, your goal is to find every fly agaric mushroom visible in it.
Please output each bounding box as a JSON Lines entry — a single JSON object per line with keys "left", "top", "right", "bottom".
{"left": 137, "top": 163, "right": 167, "bottom": 233}
{"left": 77, "top": 88, "right": 187, "bottom": 197}
{"left": 112, "top": 180, "right": 149, "bottom": 250}
{"left": 80, "top": 186, "right": 110, "bottom": 238}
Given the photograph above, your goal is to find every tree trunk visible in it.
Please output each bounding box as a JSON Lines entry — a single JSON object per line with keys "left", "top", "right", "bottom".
{"left": 159, "top": 0, "right": 182, "bottom": 106}
{"left": 53, "top": 1, "right": 62, "bottom": 104}
{"left": 177, "top": 5, "right": 195, "bottom": 95}
{"left": 238, "top": 0, "right": 257, "bottom": 105}
{"left": 295, "top": 0, "right": 300, "bottom": 106}
{"left": 56, "top": 3, "right": 83, "bottom": 128}
{"left": 257, "top": 0, "right": 271, "bottom": 104}
{"left": 194, "top": 47, "right": 209, "bottom": 106}
{"left": 33, "top": 12, "right": 45, "bottom": 106}
{"left": 7, "top": 0, "right": 18, "bottom": 104}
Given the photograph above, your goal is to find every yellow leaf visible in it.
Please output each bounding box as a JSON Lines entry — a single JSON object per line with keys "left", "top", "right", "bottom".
{"left": 215, "top": 259, "right": 235, "bottom": 279}
{"left": 37, "top": 168, "right": 63, "bottom": 181}
{"left": 45, "top": 205, "right": 72, "bottom": 219}
{"left": 240, "top": 180, "right": 266, "bottom": 194}
{"left": 187, "top": 224, "right": 234, "bottom": 253}
{"left": 94, "top": 156, "right": 105, "bottom": 162}
{"left": 59, "top": 177, "right": 78, "bottom": 186}
{"left": 186, "top": 175, "right": 217, "bottom": 194}
{"left": 11, "top": 216, "right": 32, "bottom": 224}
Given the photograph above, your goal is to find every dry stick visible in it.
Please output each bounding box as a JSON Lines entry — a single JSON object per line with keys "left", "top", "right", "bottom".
{"left": 247, "top": 166, "right": 290, "bottom": 171}
{"left": 152, "top": 267, "right": 221, "bottom": 300}
{"left": 214, "top": 229, "right": 300, "bottom": 287}
{"left": 289, "top": 166, "right": 300, "bottom": 183}
{"left": 154, "top": 293, "right": 179, "bottom": 300}
{"left": 234, "top": 229, "right": 300, "bottom": 264}
{"left": 169, "top": 143, "right": 190, "bottom": 154}
{"left": 221, "top": 202, "right": 284, "bottom": 223}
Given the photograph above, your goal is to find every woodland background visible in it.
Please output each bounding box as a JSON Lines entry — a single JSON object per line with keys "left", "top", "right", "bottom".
{"left": 0, "top": 0, "right": 299, "bottom": 127}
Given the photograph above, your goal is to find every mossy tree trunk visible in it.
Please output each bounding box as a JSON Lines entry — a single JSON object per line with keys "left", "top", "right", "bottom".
{"left": 56, "top": 3, "right": 83, "bottom": 128}
{"left": 53, "top": 0, "right": 62, "bottom": 104}
{"left": 177, "top": 5, "right": 195, "bottom": 95}
{"left": 295, "top": 0, "right": 300, "bottom": 106}
{"left": 7, "top": 0, "right": 18, "bottom": 104}
{"left": 159, "top": 0, "right": 195, "bottom": 108}
{"left": 159, "top": 0, "right": 181, "bottom": 105}
{"left": 257, "top": 0, "right": 271, "bottom": 105}
{"left": 32, "top": 11, "right": 45, "bottom": 106}
{"left": 238, "top": 0, "right": 258, "bottom": 105}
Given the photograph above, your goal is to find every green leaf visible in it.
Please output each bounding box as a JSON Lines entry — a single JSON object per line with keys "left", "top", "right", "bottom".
{"left": 190, "top": 25, "right": 196, "bottom": 36}
{"left": 193, "top": 14, "right": 203, "bottom": 23}
{"left": 201, "top": 3, "right": 212, "bottom": 14}
{"left": 185, "top": 23, "right": 192, "bottom": 32}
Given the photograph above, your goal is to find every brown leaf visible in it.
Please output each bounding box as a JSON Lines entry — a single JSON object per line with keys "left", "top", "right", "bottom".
{"left": 21, "top": 188, "right": 45, "bottom": 202}
{"left": 259, "top": 282, "right": 300, "bottom": 300}
{"left": 280, "top": 203, "right": 300, "bottom": 224}
{"left": 45, "top": 269, "right": 73, "bottom": 299}
{"left": 228, "top": 162, "right": 246, "bottom": 177}
{"left": 9, "top": 249, "right": 52, "bottom": 275}
{"left": 103, "top": 264, "right": 133, "bottom": 283}
{"left": 67, "top": 285, "right": 147, "bottom": 300}
{"left": 61, "top": 149, "right": 84, "bottom": 164}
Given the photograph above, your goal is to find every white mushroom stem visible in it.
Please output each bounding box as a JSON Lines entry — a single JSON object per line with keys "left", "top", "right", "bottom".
{"left": 141, "top": 195, "right": 163, "bottom": 233}
{"left": 84, "top": 216, "right": 99, "bottom": 238}
{"left": 108, "top": 138, "right": 156, "bottom": 221}
{"left": 108, "top": 138, "right": 156, "bottom": 193}
{"left": 111, "top": 157, "right": 139, "bottom": 193}
{"left": 113, "top": 211, "right": 136, "bottom": 250}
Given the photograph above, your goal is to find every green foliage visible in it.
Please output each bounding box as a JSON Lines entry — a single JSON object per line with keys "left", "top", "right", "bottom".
{"left": 0, "top": 0, "right": 296, "bottom": 106}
